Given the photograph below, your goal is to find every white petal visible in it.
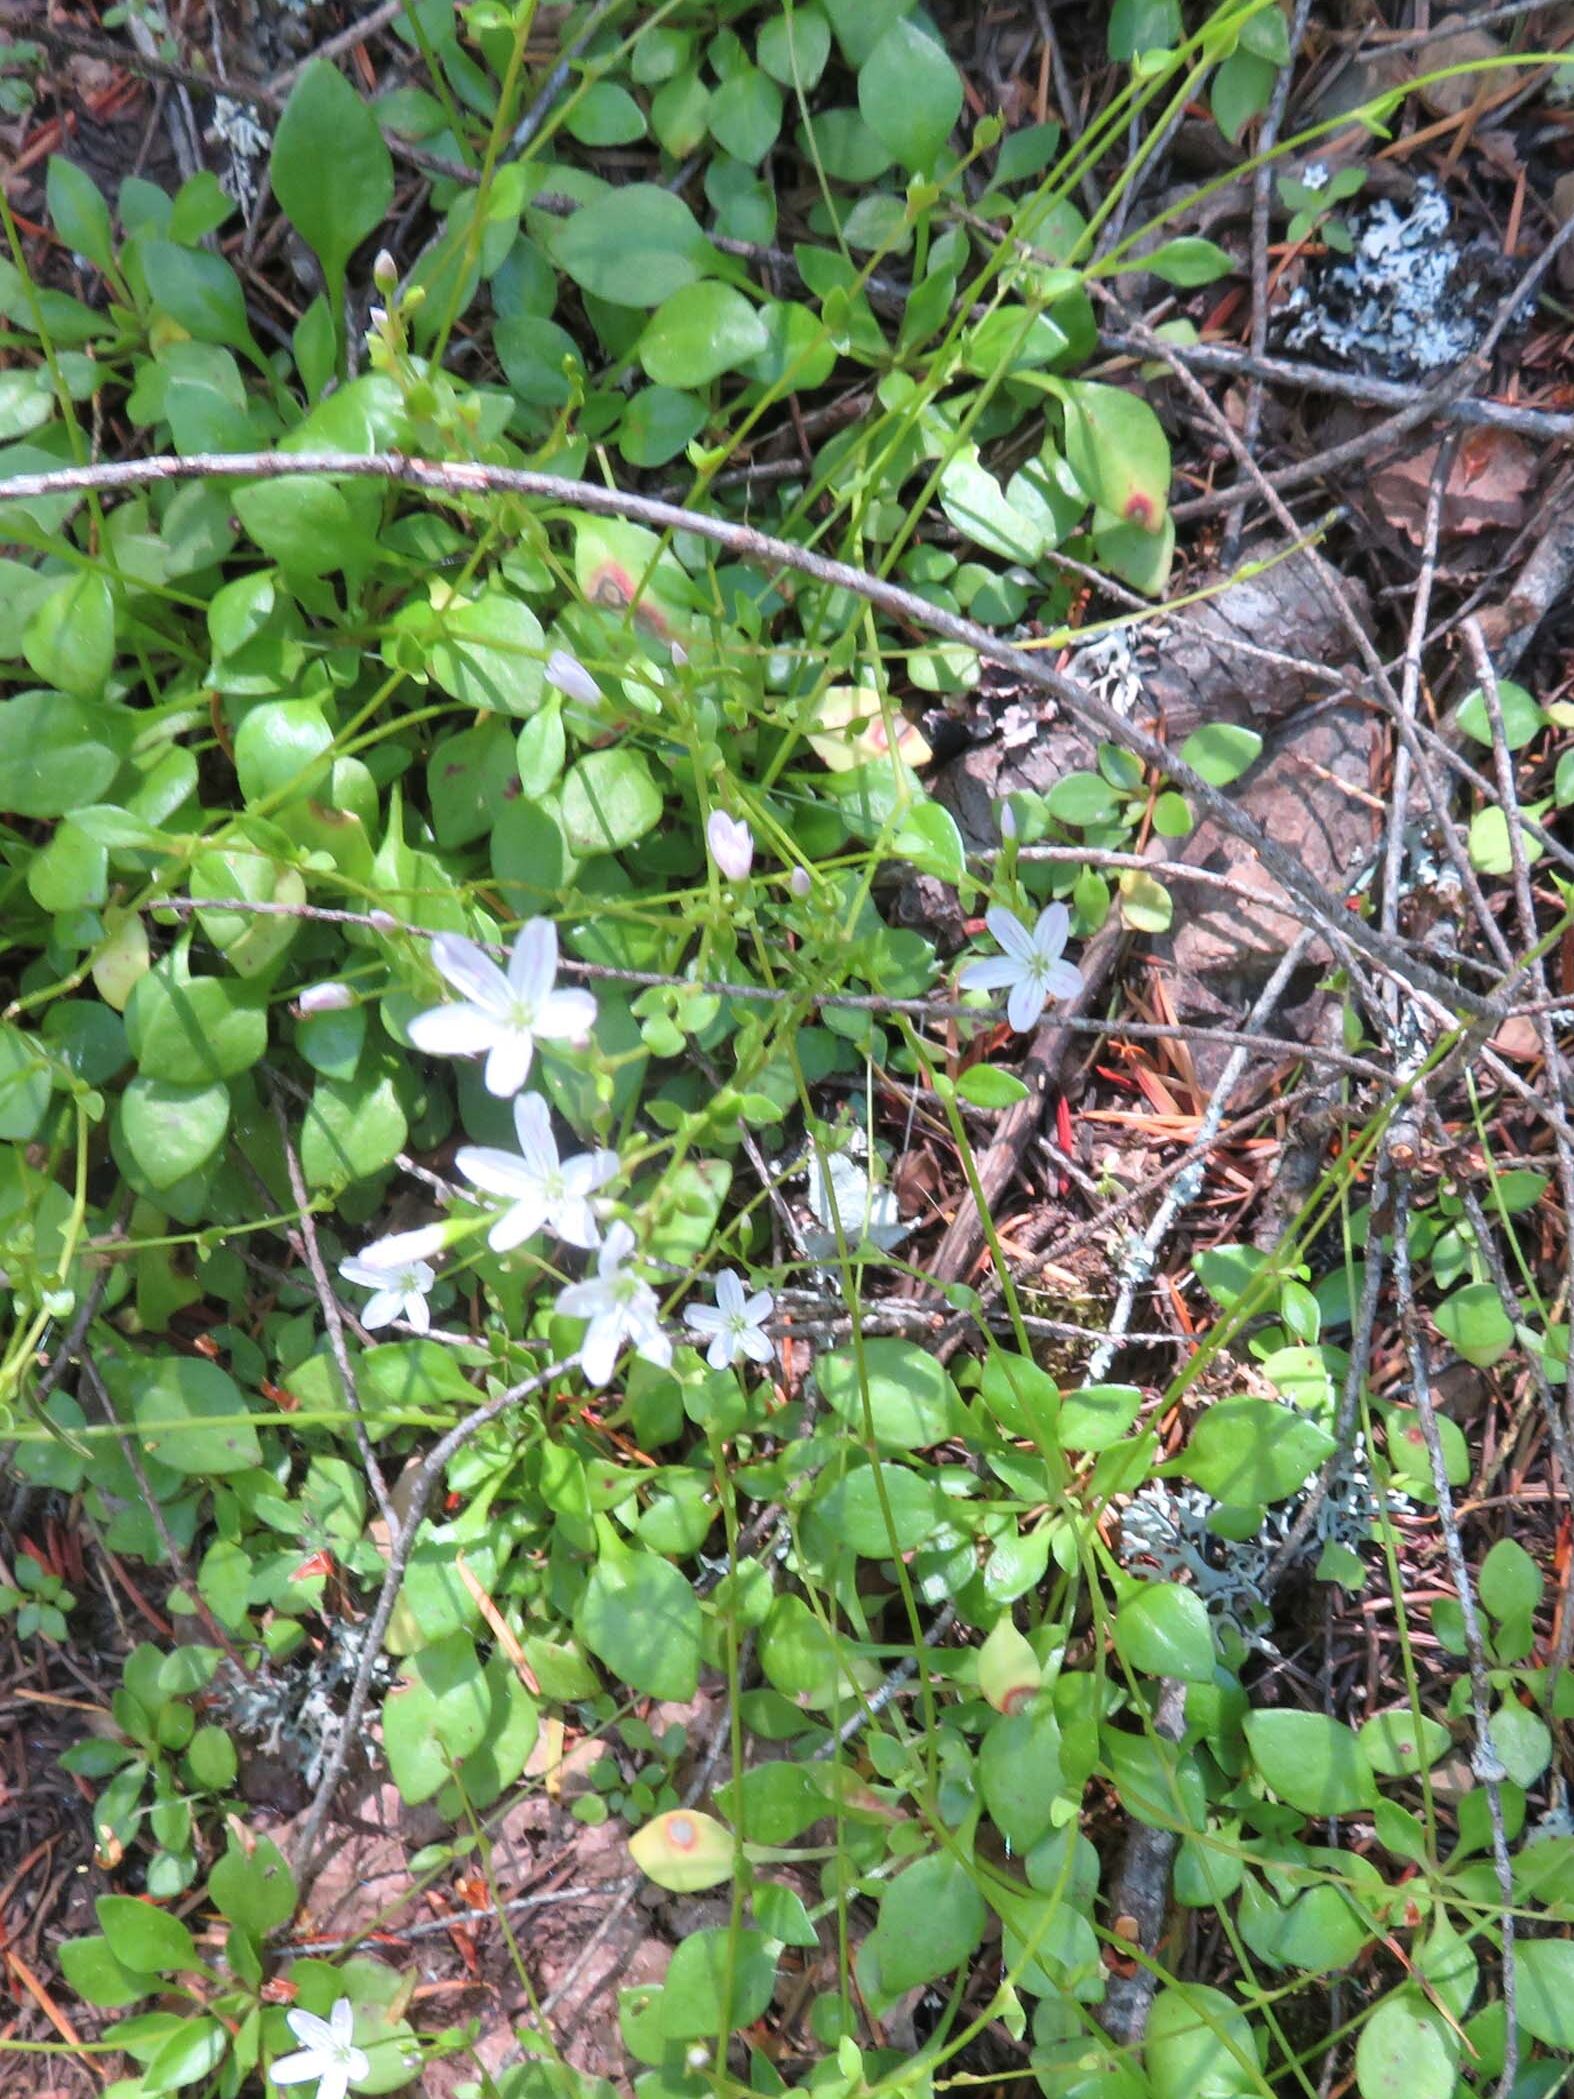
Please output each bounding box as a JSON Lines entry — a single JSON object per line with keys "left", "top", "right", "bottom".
{"left": 714, "top": 1269, "right": 746, "bottom": 1317}
{"left": 985, "top": 905, "right": 1037, "bottom": 962}
{"left": 407, "top": 1002, "right": 502, "bottom": 1059}
{"left": 684, "top": 1305, "right": 726, "bottom": 1337}
{"left": 739, "top": 1325, "right": 776, "bottom": 1365}
{"left": 488, "top": 1196, "right": 550, "bottom": 1252}
{"left": 742, "top": 1289, "right": 774, "bottom": 1325}
{"left": 271, "top": 2049, "right": 328, "bottom": 2086}
{"left": 404, "top": 1293, "right": 431, "bottom": 1334}
{"left": 484, "top": 1030, "right": 535, "bottom": 1098}
{"left": 578, "top": 1314, "right": 624, "bottom": 1386}
{"left": 1032, "top": 902, "right": 1070, "bottom": 962}
{"left": 360, "top": 1289, "right": 402, "bottom": 1329}
{"left": 507, "top": 917, "right": 557, "bottom": 1003}
{"left": 1044, "top": 959, "right": 1084, "bottom": 1003}
{"left": 557, "top": 1275, "right": 612, "bottom": 1320}
{"left": 339, "top": 1257, "right": 390, "bottom": 1291}
{"left": 635, "top": 1323, "right": 673, "bottom": 1370}
{"left": 546, "top": 648, "right": 601, "bottom": 706}
{"left": 455, "top": 1145, "right": 541, "bottom": 1200}
{"left": 1006, "top": 975, "right": 1046, "bottom": 1034}
{"left": 706, "top": 1329, "right": 737, "bottom": 1370}
{"left": 286, "top": 2012, "right": 337, "bottom": 2053}
{"left": 328, "top": 2003, "right": 356, "bottom": 2048}
{"left": 561, "top": 1148, "right": 620, "bottom": 1197}
{"left": 600, "top": 1220, "right": 636, "bottom": 1272}
{"left": 550, "top": 1195, "right": 603, "bottom": 1251}
{"left": 317, "top": 2063, "right": 351, "bottom": 2099}
{"left": 511, "top": 1093, "right": 559, "bottom": 1177}
{"left": 430, "top": 934, "right": 511, "bottom": 1014}
{"left": 534, "top": 986, "right": 597, "bottom": 1044}
{"left": 357, "top": 1226, "right": 445, "bottom": 1268}
{"left": 958, "top": 955, "right": 1024, "bottom": 994}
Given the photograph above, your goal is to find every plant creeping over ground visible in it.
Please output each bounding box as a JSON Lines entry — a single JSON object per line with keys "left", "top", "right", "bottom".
{"left": 1, "top": 6, "right": 1574, "bottom": 2099}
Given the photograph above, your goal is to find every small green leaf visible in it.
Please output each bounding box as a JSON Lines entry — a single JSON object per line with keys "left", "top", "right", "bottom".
{"left": 1063, "top": 379, "right": 1171, "bottom": 531}
{"left": 817, "top": 1338, "right": 958, "bottom": 1449}
{"left": 628, "top": 1809, "right": 737, "bottom": 1893}
{"left": 1354, "top": 1991, "right": 1456, "bottom": 2099}
{"left": 868, "top": 1853, "right": 986, "bottom": 1992}
{"left": 759, "top": 8, "right": 832, "bottom": 88}
{"left": 119, "top": 1077, "right": 230, "bottom": 1191}
{"left": 1143, "top": 237, "right": 1235, "bottom": 286}
{"left": 96, "top": 1895, "right": 198, "bottom": 1975}
{"left": 209, "top": 1835, "right": 296, "bottom": 1933}
{"left": 658, "top": 1927, "right": 777, "bottom": 2038}
{"left": 1478, "top": 1536, "right": 1543, "bottom": 1621}
{"left": 1455, "top": 679, "right": 1543, "bottom": 749}
{"left": 1515, "top": 1938, "right": 1574, "bottom": 2051}
{"left": 858, "top": 18, "right": 963, "bottom": 172}
{"left": 550, "top": 184, "right": 712, "bottom": 308}
{"left": 1180, "top": 722, "right": 1262, "bottom": 786}
{"left": 957, "top": 1065, "right": 1030, "bottom": 1109}
{"left": 576, "top": 1543, "right": 701, "bottom": 1701}
{"left": 1057, "top": 1382, "right": 1142, "bottom": 1451}
{"left": 1433, "top": 1282, "right": 1514, "bottom": 1368}
{"left": 142, "top": 2019, "right": 229, "bottom": 2093}
{"left": 1244, "top": 1710, "right": 1377, "bottom": 1815}
{"left": 639, "top": 280, "right": 770, "bottom": 386}
{"left": 131, "top": 1358, "right": 262, "bottom": 1478}
{"left": 270, "top": 62, "right": 393, "bottom": 304}
{"left": 560, "top": 747, "right": 664, "bottom": 855}
{"left": 979, "top": 1700, "right": 1065, "bottom": 1850}
{"left": 299, "top": 1065, "right": 408, "bottom": 1189}
{"left": 1357, "top": 1708, "right": 1451, "bottom": 1777}
{"left": 1179, "top": 1397, "right": 1333, "bottom": 1503}
{"left": 1114, "top": 1582, "right": 1215, "bottom": 1683}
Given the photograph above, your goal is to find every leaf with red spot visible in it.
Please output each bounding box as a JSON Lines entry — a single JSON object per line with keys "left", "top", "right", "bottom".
{"left": 1062, "top": 379, "right": 1171, "bottom": 533}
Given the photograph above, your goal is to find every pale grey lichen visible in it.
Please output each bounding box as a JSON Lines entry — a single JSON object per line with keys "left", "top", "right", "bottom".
{"left": 1069, "top": 617, "right": 1173, "bottom": 719}
{"left": 211, "top": 97, "right": 272, "bottom": 221}
{"left": 1282, "top": 178, "right": 1518, "bottom": 380}
{"left": 1120, "top": 1441, "right": 1398, "bottom": 1653}
{"left": 209, "top": 1619, "right": 393, "bottom": 1789}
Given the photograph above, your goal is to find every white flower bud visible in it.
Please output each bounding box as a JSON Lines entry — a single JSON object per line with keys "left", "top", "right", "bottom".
{"left": 373, "top": 249, "right": 398, "bottom": 293}
{"left": 999, "top": 800, "right": 1017, "bottom": 841}
{"left": 706, "top": 810, "right": 754, "bottom": 884}
{"left": 369, "top": 910, "right": 399, "bottom": 934}
{"left": 546, "top": 648, "right": 602, "bottom": 707}
{"left": 297, "top": 981, "right": 355, "bottom": 1015}
{"left": 789, "top": 865, "right": 812, "bottom": 899}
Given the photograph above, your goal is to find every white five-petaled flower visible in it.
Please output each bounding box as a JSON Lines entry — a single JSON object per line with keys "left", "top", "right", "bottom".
{"left": 407, "top": 921, "right": 597, "bottom": 1099}
{"left": 339, "top": 1227, "right": 445, "bottom": 1333}
{"left": 705, "top": 810, "right": 754, "bottom": 883}
{"left": 959, "top": 903, "right": 1085, "bottom": 1034}
{"left": 555, "top": 1221, "right": 673, "bottom": 1388}
{"left": 455, "top": 1093, "right": 619, "bottom": 1253}
{"left": 271, "top": 1998, "right": 369, "bottom": 2099}
{"left": 683, "top": 1269, "right": 775, "bottom": 1370}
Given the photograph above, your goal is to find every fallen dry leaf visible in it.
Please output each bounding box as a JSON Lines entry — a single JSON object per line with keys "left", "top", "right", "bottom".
{"left": 1370, "top": 426, "right": 1538, "bottom": 543}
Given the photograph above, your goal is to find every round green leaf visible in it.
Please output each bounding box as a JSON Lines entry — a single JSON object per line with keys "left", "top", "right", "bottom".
{"left": 565, "top": 81, "right": 647, "bottom": 146}
{"left": 1515, "top": 1938, "right": 1574, "bottom": 2051}
{"left": 1478, "top": 1536, "right": 1543, "bottom": 1621}
{"left": 551, "top": 184, "right": 711, "bottom": 307}
{"left": 126, "top": 968, "right": 267, "bottom": 1084}
{"left": 130, "top": 1357, "right": 262, "bottom": 1477}
{"left": 23, "top": 571, "right": 115, "bottom": 697}
{"left": 1357, "top": 1708, "right": 1451, "bottom": 1778}
{"left": 1145, "top": 1983, "right": 1259, "bottom": 2099}
{"left": 758, "top": 7, "right": 831, "bottom": 87}
{"left": 0, "top": 689, "right": 126, "bottom": 816}
{"left": 708, "top": 64, "right": 783, "bottom": 163}
{"left": 957, "top": 1064, "right": 1031, "bottom": 1109}
{"left": 141, "top": 2019, "right": 227, "bottom": 2093}
{"left": 1244, "top": 1710, "right": 1377, "bottom": 1816}
{"left": 638, "top": 281, "right": 770, "bottom": 387}
{"left": 1057, "top": 1382, "right": 1142, "bottom": 1451}
{"left": 1114, "top": 1582, "right": 1216, "bottom": 1683}
{"left": 1354, "top": 1991, "right": 1455, "bottom": 2099}
{"left": 1179, "top": 1397, "right": 1334, "bottom": 1503}
{"left": 299, "top": 1066, "right": 408, "bottom": 1189}
{"left": 560, "top": 748, "right": 663, "bottom": 855}
{"left": 1455, "top": 679, "right": 1542, "bottom": 750}
{"left": 1144, "top": 237, "right": 1235, "bottom": 286}
{"left": 575, "top": 1545, "right": 701, "bottom": 1701}
{"left": 979, "top": 1700, "right": 1064, "bottom": 1851}
{"left": 0, "top": 1023, "right": 52, "bottom": 1141}
{"left": 96, "top": 1894, "right": 199, "bottom": 1975}
{"left": 1433, "top": 1281, "right": 1514, "bottom": 1368}
{"left": 427, "top": 585, "right": 545, "bottom": 718}
{"left": 618, "top": 385, "right": 707, "bottom": 468}
{"left": 1179, "top": 721, "right": 1263, "bottom": 786}
{"left": 816, "top": 1337, "right": 958, "bottom": 1448}
{"left": 658, "top": 1927, "right": 776, "bottom": 2038}
{"left": 857, "top": 18, "right": 963, "bottom": 171}
{"left": 868, "top": 1853, "right": 986, "bottom": 1993}
{"left": 119, "top": 1077, "right": 230, "bottom": 1190}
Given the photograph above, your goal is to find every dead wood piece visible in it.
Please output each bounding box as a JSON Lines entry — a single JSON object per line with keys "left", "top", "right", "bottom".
{"left": 1166, "top": 703, "right": 1383, "bottom": 988}
{"left": 1100, "top": 1678, "right": 1188, "bottom": 2049}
